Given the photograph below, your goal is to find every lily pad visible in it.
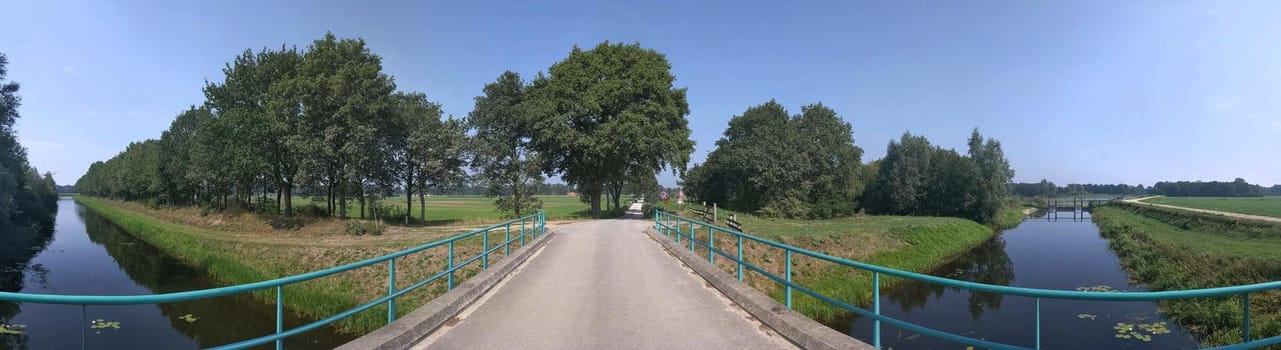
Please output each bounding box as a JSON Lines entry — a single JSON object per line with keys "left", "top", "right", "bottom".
{"left": 90, "top": 319, "right": 122, "bottom": 330}
{"left": 1077, "top": 313, "right": 1098, "bottom": 320}
{"left": 178, "top": 314, "right": 198, "bottom": 323}
{"left": 0, "top": 324, "right": 23, "bottom": 335}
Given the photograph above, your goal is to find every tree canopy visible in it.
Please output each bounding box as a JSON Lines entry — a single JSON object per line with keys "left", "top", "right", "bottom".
{"left": 683, "top": 100, "right": 864, "bottom": 218}
{"left": 0, "top": 52, "right": 58, "bottom": 228}
{"left": 522, "top": 42, "right": 694, "bottom": 217}
{"left": 861, "top": 129, "right": 1013, "bottom": 224}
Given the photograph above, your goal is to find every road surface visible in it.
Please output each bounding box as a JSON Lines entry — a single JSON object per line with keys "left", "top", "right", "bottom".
{"left": 413, "top": 204, "right": 797, "bottom": 350}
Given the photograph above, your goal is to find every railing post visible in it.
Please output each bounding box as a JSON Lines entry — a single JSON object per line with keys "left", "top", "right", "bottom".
{"left": 689, "top": 222, "right": 696, "bottom": 252}
{"left": 520, "top": 218, "right": 526, "bottom": 248}
{"left": 1244, "top": 293, "right": 1252, "bottom": 342}
{"left": 737, "top": 235, "right": 744, "bottom": 281}
{"left": 447, "top": 241, "right": 455, "bottom": 290}
{"left": 675, "top": 220, "right": 682, "bottom": 244}
{"left": 387, "top": 258, "right": 397, "bottom": 324}
{"left": 1035, "top": 297, "right": 1042, "bottom": 349}
{"left": 873, "top": 272, "right": 881, "bottom": 348}
{"left": 276, "top": 286, "right": 284, "bottom": 350}
{"left": 785, "top": 250, "right": 792, "bottom": 309}
{"left": 708, "top": 226, "right": 715, "bottom": 264}
{"left": 505, "top": 223, "right": 511, "bottom": 256}
{"left": 483, "top": 229, "right": 489, "bottom": 270}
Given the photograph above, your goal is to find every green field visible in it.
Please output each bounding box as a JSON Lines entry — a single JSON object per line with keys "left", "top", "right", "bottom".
{"left": 1094, "top": 203, "right": 1281, "bottom": 346}
{"left": 291, "top": 195, "right": 621, "bottom": 224}
{"left": 1141, "top": 196, "right": 1281, "bottom": 218}
{"left": 660, "top": 204, "right": 997, "bottom": 322}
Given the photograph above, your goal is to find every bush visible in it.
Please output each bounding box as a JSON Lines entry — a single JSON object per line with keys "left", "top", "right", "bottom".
{"left": 343, "top": 221, "right": 383, "bottom": 236}
{"left": 269, "top": 217, "right": 306, "bottom": 230}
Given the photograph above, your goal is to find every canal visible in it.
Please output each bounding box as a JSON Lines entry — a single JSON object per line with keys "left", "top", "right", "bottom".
{"left": 841, "top": 210, "right": 1200, "bottom": 349}
{"left": 0, "top": 198, "right": 354, "bottom": 349}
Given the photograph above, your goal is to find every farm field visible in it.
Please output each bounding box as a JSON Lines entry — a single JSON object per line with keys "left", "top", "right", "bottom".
{"left": 1140, "top": 196, "right": 1281, "bottom": 218}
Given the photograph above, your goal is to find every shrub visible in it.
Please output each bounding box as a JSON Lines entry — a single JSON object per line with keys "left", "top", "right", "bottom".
{"left": 343, "top": 221, "right": 382, "bottom": 236}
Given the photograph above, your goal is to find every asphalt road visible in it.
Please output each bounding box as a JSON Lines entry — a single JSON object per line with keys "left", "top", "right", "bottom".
{"left": 414, "top": 206, "right": 797, "bottom": 350}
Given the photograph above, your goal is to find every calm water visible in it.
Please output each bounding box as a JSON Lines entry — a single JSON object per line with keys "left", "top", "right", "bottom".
{"left": 0, "top": 198, "right": 354, "bottom": 349}
{"left": 840, "top": 210, "right": 1200, "bottom": 349}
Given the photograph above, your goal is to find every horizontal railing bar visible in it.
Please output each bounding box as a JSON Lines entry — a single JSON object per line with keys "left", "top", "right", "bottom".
{"left": 660, "top": 211, "right": 1281, "bottom": 301}
{"left": 0, "top": 213, "right": 540, "bottom": 306}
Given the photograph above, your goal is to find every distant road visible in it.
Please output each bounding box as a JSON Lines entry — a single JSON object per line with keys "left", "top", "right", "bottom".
{"left": 1123, "top": 196, "right": 1281, "bottom": 224}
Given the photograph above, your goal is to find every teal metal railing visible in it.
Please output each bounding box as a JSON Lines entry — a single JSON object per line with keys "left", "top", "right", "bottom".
{"left": 0, "top": 211, "right": 546, "bottom": 350}
{"left": 654, "top": 210, "right": 1279, "bottom": 350}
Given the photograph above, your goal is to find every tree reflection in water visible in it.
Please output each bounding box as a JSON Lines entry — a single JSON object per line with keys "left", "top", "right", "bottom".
{"left": 885, "top": 237, "right": 1015, "bottom": 320}
{"left": 0, "top": 219, "right": 56, "bottom": 349}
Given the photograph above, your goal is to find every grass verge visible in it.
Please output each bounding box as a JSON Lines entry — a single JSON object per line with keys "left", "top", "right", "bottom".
{"left": 74, "top": 196, "right": 524, "bottom": 336}
{"left": 1093, "top": 202, "right": 1281, "bottom": 346}
{"left": 665, "top": 206, "right": 998, "bottom": 323}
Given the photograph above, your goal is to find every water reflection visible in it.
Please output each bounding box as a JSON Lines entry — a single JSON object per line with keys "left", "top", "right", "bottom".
{"left": 0, "top": 219, "right": 54, "bottom": 349}
{"left": 886, "top": 237, "right": 1015, "bottom": 320}
{"left": 0, "top": 199, "right": 353, "bottom": 349}
{"left": 838, "top": 211, "right": 1199, "bottom": 349}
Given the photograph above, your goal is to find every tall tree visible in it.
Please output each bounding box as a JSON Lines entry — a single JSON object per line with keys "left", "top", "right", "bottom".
{"left": 470, "top": 71, "right": 543, "bottom": 217}
{"left": 0, "top": 53, "right": 58, "bottom": 227}
{"left": 386, "top": 92, "right": 444, "bottom": 224}
{"left": 967, "top": 129, "right": 1014, "bottom": 223}
{"left": 523, "top": 42, "right": 694, "bottom": 217}
{"left": 297, "top": 33, "right": 396, "bottom": 218}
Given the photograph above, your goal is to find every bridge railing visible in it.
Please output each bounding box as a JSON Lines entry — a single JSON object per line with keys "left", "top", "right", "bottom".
{"left": 654, "top": 210, "right": 1278, "bottom": 350}
{"left": 0, "top": 211, "right": 547, "bottom": 350}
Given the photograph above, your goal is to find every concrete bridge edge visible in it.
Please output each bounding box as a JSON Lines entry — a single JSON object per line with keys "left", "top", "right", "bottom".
{"left": 336, "top": 230, "right": 556, "bottom": 350}
{"left": 644, "top": 227, "right": 876, "bottom": 350}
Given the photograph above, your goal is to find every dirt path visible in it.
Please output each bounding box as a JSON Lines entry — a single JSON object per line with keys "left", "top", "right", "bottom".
{"left": 1123, "top": 196, "right": 1281, "bottom": 224}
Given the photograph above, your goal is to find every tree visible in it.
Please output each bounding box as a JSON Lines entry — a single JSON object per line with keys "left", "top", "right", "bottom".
{"left": 866, "top": 132, "right": 933, "bottom": 215}
{"left": 296, "top": 33, "right": 396, "bottom": 218}
{"left": 470, "top": 71, "right": 543, "bottom": 217}
{"left": 386, "top": 92, "right": 444, "bottom": 224}
{"left": 966, "top": 129, "right": 1013, "bottom": 224}
{"left": 0, "top": 53, "right": 57, "bottom": 227}
{"left": 415, "top": 117, "right": 469, "bottom": 222}
{"left": 523, "top": 42, "right": 694, "bottom": 217}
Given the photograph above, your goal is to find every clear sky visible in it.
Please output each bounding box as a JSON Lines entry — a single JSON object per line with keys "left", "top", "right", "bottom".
{"left": 3, "top": 0, "right": 1279, "bottom": 187}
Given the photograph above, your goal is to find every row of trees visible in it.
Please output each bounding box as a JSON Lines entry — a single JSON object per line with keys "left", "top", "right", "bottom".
{"left": 77, "top": 37, "right": 693, "bottom": 220}
{"left": 77, "top": 34, "right": 468, "bottom": 223}
{"left": 863, "top": 130, "right": 1013, "bottom": 224}
{"left": 1011, "top": 180, "right": 1147, "bottom": 197}
{"left": 682, "top": 101, "right": 864, "bottom": 218}
{"left": 1149, "top": 179, "right": 1267, "bottom": 197}
{"left": 0, "top": 53, "right": 58, "bottom": 229}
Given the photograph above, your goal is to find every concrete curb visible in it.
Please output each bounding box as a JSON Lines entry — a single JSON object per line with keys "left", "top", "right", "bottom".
{"left": 644, "top": 227, "right": 875, "bottom": 350}
{"left": 336, "top": 230, "right": 556, "bottom": 350}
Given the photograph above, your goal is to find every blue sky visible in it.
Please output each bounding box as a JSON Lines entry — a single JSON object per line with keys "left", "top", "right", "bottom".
{"left": 3, "top": 0, "right": 1279, "bottom": 187}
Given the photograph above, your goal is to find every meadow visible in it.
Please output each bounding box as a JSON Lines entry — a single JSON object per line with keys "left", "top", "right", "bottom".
{"left": 1094, "top": 202, "right": 1281, "bottom": 346}
{"left": 1141, "top": 196, "right": 1281, "bottom": 218}
{"left": 290, "top": 194, "right": 610, "bottom": 225}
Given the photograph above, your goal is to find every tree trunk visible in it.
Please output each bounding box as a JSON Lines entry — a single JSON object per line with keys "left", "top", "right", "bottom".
{"left": 276, "top": 188, "right": 282, "bottom": 215}
{"left": 405, "top": 177, "right": 413, "bottom": 225}
{"left": 590, "top": 182, "right": 603, "bottom": 218}
{"left": 284, "top": 184, "right": 294, "bottom": 217}
{"left": 418, "top": 182, "right": 426, "bottom": 225}
{"left": 339, "top": 181, "right": 348, "bottom": 219}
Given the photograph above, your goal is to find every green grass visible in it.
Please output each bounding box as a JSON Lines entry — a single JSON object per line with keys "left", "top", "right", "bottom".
{"left": 291, "top": 195, "right": 623, "bottom": 224}
{"left": 663, "top": 205, "right": 998, "bottom": 322}
{"left": 1093, "top": 203, "right": 1281, "bottom": 346}
{"left": 74, "top": 196, "right": 515, "bottom": 335}
{"left": 1142, "top": 196, "right": 1281, "bottom": 218}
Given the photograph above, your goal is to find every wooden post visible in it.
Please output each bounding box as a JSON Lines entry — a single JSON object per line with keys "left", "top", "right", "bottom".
{"left": 713, "top": 203, "right": 717, "bottom": 223}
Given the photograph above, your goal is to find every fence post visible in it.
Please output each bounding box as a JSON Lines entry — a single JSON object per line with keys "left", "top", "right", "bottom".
{"left": 482, "top": 229, "right": 489, "bottom": 270}
{"left": 387, "top": 258, "right": 397, "bottom": 324}
{"left": 708, "top": 226, "right": 715, "bottom": 264}
{"left": 505, "top": 223, "right": 511, "bottom": 256}
{"left": 447, "top": 241, "right": 455, "bottom": 290}
{"left": 520, "top": 218, "right": 526, "bottom": 248}
{"left": 713, "top": 203, "right": 717, "bottom": 223}
{"left": 873, "top": 272, "right": 881, "bottom": 348}
{"left": 275, "top": 286, "right": 284, "bottom": 350}
{"left": 689, "top": 222, "right": 696, "bottom": 252}
{"left": 737, "top": 235, "right": 744, "bottom": 281}
{"left": 785, "top": 250, "right": 793, "bottom": 309}
{"left": 1035, "top": 297, "right": 1042, "bottom": 349}
{"left": 1244, "top": 293, "right": 1252, "bottom": 342}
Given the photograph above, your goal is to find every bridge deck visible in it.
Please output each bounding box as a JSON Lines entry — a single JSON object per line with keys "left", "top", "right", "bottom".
{"left": 412, "top": 211, "right": 797, "bottom": 349}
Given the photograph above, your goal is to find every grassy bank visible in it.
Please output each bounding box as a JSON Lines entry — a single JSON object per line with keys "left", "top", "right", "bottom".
{"left": 1093, "top": 202, "right": 1281, "bottom": 346}
{"left": 74, "top": 196, "right": 525, "bottom": 335}
{"left": 668, "top": 207, "right": 998, "bottom": 322}
{"left": 1140, "top": 196, "right": 1281, "bottom": 218}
